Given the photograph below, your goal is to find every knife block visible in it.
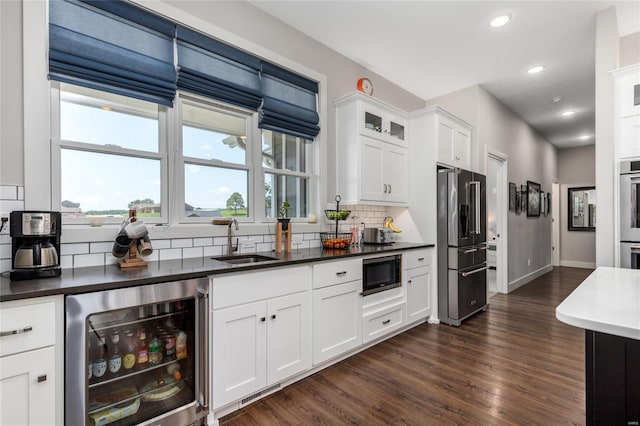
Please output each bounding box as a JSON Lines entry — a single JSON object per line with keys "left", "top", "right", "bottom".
{"left": 275, "top": 222, "right": 292, "bottom": 253}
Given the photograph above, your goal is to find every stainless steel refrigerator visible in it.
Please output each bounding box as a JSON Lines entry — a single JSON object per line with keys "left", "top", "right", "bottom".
{"left": 437, "top": 166, "right": 488, "bottom": 326}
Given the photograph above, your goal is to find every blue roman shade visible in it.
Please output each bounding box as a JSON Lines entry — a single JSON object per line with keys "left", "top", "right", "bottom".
{"left": 48, "top": 0, "right": 177, "bottom": 106}
{"left": 259, "top": 62, "right": 320, "bottom": 140}
{"left": 176, "top": 26, "right": 262, "bottom": 111}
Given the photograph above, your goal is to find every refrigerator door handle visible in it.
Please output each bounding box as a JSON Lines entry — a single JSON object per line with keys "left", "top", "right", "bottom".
{"left": 461, "top": 265, "right": 489, "bottom": 277}
{"left": 470, "top": 181, "right": 481, "bottom": 234}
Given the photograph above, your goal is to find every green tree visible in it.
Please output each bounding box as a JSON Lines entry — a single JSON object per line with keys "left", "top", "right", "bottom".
{"left": 265, "top": 182, "right": 272, "bottom": 215}
{"left": 226, "top": 192, "right": 246, "bottom": 215}
{"left": 128, "top": 198, "right": 155, "bottom": 208}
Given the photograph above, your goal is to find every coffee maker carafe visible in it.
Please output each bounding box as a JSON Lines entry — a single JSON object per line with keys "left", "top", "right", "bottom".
{"left": 10, "top": 211, "right": 62, "bottom": 280}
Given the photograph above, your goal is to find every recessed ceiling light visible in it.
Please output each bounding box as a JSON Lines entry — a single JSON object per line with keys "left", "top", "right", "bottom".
{"left": 490, "top": 14, "right": 511, "bottom": 28}
{"left": 527, "top": 65, "right": 545, "bottom": 74}
{"left": 101, "top": 106, "right": 112, "bottom": 111}
{"left": 579, "top": 135, "right": 590, "bottom": 140}
{"left": 562, "top": 110, "right": 576, "bottom": 117}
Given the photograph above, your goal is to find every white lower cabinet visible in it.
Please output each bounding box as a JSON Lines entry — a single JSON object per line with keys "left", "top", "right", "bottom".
{"left": 0, "top": 346, "right": 56, "bottom": 426}
{"left": 362, "top": 302, "right": 405, "bottom": 344}
{"left": 405, "top": 266, "right": 432, "bottom": 322}
{"left": 312, "top": 280, "right": 362, "bottom": 365}
{"left": 0, "top": 295, "right": 63, "bottom": 426}
{"left": 404, "top": 248, "right": 433, "bottom": 323}
{"left": 212, "top": 290, "right": 310, "bottom": 409}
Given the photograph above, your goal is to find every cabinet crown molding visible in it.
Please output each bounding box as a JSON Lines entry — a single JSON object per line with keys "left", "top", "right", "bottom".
{"left": 333, "top": 92, "right": 409, "bottom": 117}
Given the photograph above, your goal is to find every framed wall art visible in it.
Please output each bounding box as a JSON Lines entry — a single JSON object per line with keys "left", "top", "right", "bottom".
{"left": 546, "top": 192, "right": 551, "bottom": 216}
{"left": 541, "top": 192, "right": 547, "bottom": 216}
{"left": 509, "top": 182, "right": 516, "bottom": 212}
{"left": 527, "top": 181, "right": 541, "bottom": 217}
{"left": 520, "top": 185, "right": 527, "bottom": 213}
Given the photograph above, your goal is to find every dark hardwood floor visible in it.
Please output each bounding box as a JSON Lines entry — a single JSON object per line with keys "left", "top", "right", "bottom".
{"left": 220, "top": 267, "right": 593, "bottom": 425}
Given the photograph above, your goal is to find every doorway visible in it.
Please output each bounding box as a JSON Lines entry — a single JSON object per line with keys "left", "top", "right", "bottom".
{"left": 552, "top": 183, "right": 560, "bottom": 266}
{"left": 486, "top": 147, "right": 508, "bottom": 295}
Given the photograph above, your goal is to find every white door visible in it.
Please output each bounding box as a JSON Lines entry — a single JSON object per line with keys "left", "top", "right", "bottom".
{"left": 212, "top": 301, "right": 267, "bottom": 408}
{"left": 385, "top": 144, "right": 408, "bottom": 203}
{"left": 360, "top": 136, "right": 385, "bottom": 201}
{"left": 405, "top": 266, "right": 432, "bottom": 322}
{"left": 0, "top": 346, "right": 56, "bottom": 426}
{"left": 486, "top": 148, "right": 508, "bottom": 294}
{"left": 267, "top": 292, "right": 311, "bottom": 384}
{"left": 312, "top": 281, "right": 362, "bottom": 365}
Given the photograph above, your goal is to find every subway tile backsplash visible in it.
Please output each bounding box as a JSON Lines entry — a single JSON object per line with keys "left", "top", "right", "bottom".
{"left": 0, "top": 188, "right": 390, "bottom": 273}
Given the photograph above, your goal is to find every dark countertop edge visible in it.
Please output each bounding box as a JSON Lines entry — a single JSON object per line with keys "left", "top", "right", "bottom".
{"left": 1, "top": 243, "right": 434, "bottom": 302}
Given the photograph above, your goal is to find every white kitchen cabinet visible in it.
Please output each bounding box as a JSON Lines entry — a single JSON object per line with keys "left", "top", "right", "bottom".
{"left": 335, "top": 92, "right": 409, "bottom": 205}
{"left": 360, "top": 136, "right": 408, "bottom": 203}
{"left": 312, "top": 280, "right": 362, "bottom": 365}
{"left": 436, "top": 113, "right": 471, "bottom": 169}
{"left": 211, "top": 266, "right": 311, "bottom": 409}
{"left": 0, "top": 296, "right": 63, "bottom": 426}
{"left": 613, "top": 65, "right": 640, "bottom": 160}
{"left": 404, "top": 249, "right": 433, "bottom": 323}
{"left": 0, "top": 347, "right": 56, "bottom": 426}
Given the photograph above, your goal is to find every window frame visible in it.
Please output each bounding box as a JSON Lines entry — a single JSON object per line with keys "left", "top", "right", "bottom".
{"left": 25, "top": 0, "right": 327, "bottom": 243}
{"left": 176, "top": 93, "right": 257, "bottom": 224}
{"left": 50, "top": 82, "right": 170, "bottom": 225}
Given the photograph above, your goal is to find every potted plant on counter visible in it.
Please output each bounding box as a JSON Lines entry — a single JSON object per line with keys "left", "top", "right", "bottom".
{"left": 278, "top": 200, "right": 291, "bottom": 230}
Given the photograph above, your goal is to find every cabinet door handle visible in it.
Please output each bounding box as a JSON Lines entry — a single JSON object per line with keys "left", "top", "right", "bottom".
{"left": 382, "top": 319, "right": 391, "bottom": 325}
{"left": 336, "top": 271, "right": 347, "bottom": 276}
{"left": 0, "top": 325, "right": 33, "bottom": 337}
{"left": 408, "top": 279, "right": 412, "bottom": 284}
{"left": 260, "top": 317, "right": 266, "bottom": 322}
{"left": 417, "top": 257, "right": 425, "bottom": 261}
{"left": 271, "top": 314, "right": 276, "bottom": 320}
{"left": 37, "top": 375, "right": 47, "bottom": 383}
{"left": 388, "top": 184, "right": 392, "bottom": 193}
{"left": 383, "top": 184, "right": 388, "bottom": 193}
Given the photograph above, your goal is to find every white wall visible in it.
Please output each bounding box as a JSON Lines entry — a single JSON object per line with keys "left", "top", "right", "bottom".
{"left": 620, "top": 32, "right": 640, "bottom": 67}
{"left": 0, "top": 0, "right": 24, "bottom": 186}
{"left": 595, "top": 7, "right": 619, "bottom": 267}
{"left": 425, "top": 85, "right": 557, "bottom": 287}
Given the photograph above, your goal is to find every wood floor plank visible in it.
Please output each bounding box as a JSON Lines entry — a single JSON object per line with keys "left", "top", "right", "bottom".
{"left": 220, "top": 267, "right": 592, "bottom": 425}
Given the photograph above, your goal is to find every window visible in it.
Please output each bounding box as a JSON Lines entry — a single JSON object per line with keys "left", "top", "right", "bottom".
{"left": 52, "top": 85, "right": 315, "bottom": 226}
{"left": 180, "top": 98, "right": 251, "bottom": 220}
{"left": 52, "top": 83, "right": 166, "bottom": 223}
{"left": 262, "top": 130, "right": 311, "bottom": 219}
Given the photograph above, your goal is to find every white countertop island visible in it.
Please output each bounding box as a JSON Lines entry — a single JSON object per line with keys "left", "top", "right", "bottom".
{"left": 556, "top": 266, "right": 640, "bottom": 340}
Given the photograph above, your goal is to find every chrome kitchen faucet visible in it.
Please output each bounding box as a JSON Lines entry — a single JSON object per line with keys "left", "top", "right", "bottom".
{"left": 227, "top": 219, "right": 239, "bottom": 255}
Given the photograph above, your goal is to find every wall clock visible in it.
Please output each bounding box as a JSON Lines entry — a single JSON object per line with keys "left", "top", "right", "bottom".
{"left": 357, "top": 78, "right": 373, "bottom": 96}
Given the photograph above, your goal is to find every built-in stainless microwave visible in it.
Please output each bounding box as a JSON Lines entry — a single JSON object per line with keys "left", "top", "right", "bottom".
{"left": 362, "top": 255, "right": 401, "bottom": 296}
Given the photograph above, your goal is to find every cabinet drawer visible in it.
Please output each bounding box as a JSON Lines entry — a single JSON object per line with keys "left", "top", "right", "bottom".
{"left": 212, "top": 266, "right": 310, "bottom": 309}
{"left": 312, "top": 259, "right": 362, "bottom": 289}
{"left": 362, "top": 302, "right": 404, "bottom": 344}
{"left": 0, "top": 301, "right": 56, "bottom": 357}
{"left": 404, "top": 249, "right": 432, "bottom": 270}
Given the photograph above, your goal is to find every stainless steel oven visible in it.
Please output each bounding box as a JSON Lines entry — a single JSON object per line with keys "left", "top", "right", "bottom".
{"left": 620, "top": 242, "right": 640, "bottom": 269}
{"left": 362, "top": 255, "right": 401, "bottom": 296}
{"left": 65, "top": 278, "right": 209, "bottom": 426}
{"left": 620, "top": 160, "right": 640, "bottom": 242}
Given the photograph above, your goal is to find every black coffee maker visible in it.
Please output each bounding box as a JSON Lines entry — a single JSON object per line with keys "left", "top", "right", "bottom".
{"left": 10, "top": 211, "right": 62, "bottom": 280}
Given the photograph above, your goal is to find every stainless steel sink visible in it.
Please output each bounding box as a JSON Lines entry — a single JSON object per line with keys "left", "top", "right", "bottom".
{"left": 211, "top": 254, "right": 278, "bottom": 264}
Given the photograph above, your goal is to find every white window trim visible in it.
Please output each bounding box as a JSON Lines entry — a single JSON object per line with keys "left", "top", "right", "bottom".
{"left": 24, "top": 0, "right": 327, "bottom": 243}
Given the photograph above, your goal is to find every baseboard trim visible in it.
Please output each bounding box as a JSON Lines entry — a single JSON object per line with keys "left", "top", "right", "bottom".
{"left": 559, "top": 260, "right": 596, "bottom": 269}
{"left": 508, "top": 264, "right": 553, "bottom": 292}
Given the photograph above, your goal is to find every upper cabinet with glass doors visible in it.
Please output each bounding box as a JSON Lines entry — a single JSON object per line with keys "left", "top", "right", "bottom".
{"left": 335, "top": 93, "right": 409, "bottom": 205}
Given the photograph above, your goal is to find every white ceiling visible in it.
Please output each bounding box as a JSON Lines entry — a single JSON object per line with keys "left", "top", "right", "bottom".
{"left": 250, "top": 1, "right": 640, "bottom": 149}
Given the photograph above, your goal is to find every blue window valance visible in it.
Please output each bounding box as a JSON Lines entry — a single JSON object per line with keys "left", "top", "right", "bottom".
{"left": 48, "top": 0, "right": 177, "bottom": 106}
{"left": 48, "top": 0, "right": 320, "bottom": 139}
{"left": 176, "top": 26, "right": 262, "bottom": 111}
{"left": 259, "top": 62, "right": 320, "bottom": 140}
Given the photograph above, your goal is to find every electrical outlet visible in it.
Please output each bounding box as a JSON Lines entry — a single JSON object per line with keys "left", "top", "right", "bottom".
{"left": 292, "top": 234, "right": 303, "bottom": 244}
{"left": 0, "top": 213, "right": 9, "bottom": 235}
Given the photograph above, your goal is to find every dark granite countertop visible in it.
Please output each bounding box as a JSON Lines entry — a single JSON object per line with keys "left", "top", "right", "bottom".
{"left": 0, "top": 243, "right": 433, "bottom": 302}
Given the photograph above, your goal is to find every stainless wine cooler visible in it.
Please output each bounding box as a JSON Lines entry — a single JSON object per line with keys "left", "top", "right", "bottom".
{"left": 65, "top": 278, "right": 209, "bottom": 426}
